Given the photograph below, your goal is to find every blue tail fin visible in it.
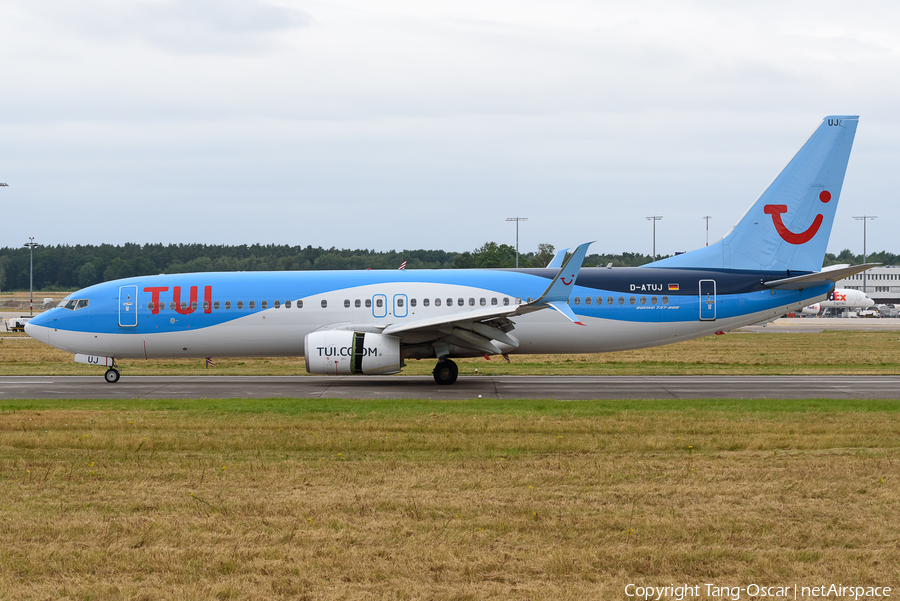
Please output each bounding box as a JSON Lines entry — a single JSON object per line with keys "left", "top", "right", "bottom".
{"left": 648, "top": 115, "right": 858, "bottom": 272}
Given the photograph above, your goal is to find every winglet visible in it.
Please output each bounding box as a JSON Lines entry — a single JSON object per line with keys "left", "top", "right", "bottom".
{"left": 547, "top": 301, "right": 586, "bottom": 325}
{"left": 546, "top": 248, "right": 570, "bottom": 269}
{"left": 530, "top": 241, "right": 593, "bottom": 305}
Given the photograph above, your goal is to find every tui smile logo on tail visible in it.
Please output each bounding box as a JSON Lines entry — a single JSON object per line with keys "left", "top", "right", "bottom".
{"left": 764, "top": 190, "right": 831, "bottom": 245}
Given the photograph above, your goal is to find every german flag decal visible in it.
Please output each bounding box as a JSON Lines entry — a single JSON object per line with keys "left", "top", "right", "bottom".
{"left": 668, "top": 284, "right": 680, "bottom": 291}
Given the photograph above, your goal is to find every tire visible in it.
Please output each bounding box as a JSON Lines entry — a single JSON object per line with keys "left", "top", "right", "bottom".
{"left": 104, "top": 368, "right": 120, "bottom": 383}
{"left": 432, "top": 359, "right": 459, "bottom": 385}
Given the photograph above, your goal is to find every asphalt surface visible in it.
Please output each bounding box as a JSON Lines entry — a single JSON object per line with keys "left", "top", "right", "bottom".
{"left": 1, "top": 374, "right": 899, "bottom": 400}
{"left": 737, "top": 317, "right": 900, "bottom": 333}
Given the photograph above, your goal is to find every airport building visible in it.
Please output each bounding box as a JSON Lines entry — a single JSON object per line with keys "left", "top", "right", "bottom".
{"left": 835, "top": 265, "right": 900, "bottom": 304}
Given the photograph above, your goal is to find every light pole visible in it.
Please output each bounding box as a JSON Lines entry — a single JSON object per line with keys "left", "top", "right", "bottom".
{"left": 646, "top": 215, "right": 663, "bottom": 259}
{"left": 506, "top": 217, "right": 528, "bottom": 268}
{"left": 702, "top": 215, "right": 712, "bottom": 246}
{"left": 853, "top": 215, "right": 877, "bottom": 294}
{"left": 24, "top": 237, "right": 39, "bottom": 316}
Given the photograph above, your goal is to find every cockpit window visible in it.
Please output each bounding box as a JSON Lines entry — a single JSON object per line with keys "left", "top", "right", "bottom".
{"left": 60, "top": 299, "right": 89, "bottom": 311}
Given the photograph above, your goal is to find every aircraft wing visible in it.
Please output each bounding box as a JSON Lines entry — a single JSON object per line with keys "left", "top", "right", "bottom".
{"left": 378, "top": 242, "right": 594, "bottom": 355}
{"left": 763, "top": 263, "right": 880, "bottom": 290}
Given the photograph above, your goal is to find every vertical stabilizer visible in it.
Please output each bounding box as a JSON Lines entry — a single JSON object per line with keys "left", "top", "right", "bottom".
{"left": 648, "top": 116, "right": 858, "bottom": 272}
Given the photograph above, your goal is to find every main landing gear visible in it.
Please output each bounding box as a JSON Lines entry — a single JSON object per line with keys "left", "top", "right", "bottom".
{"left": 104, "top": 368, "right": 120, "bottom": 383}
{"left": 432, "top": 359, "right": 458, "bottom": 385}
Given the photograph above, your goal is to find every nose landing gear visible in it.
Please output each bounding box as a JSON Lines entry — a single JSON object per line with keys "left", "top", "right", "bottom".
{"left": 104, "top": 368, "right": 121, "bottom": 383}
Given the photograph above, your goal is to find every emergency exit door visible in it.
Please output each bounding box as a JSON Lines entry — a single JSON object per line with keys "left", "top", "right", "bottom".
{"left": 119, "top": 285, "right": 138, "bottom": 327}
{"left": 699, "top": 280, "right": 716, "bottom": 321}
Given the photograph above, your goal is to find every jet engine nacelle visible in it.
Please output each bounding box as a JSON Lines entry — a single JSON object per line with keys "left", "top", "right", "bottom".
{"left": 304, "top": 331, "right": 401, "bottom": 375}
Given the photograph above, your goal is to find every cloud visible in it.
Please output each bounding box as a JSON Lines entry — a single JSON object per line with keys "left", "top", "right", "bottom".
{"left": 17, "top": 0, "right": 311, "bottom": 54}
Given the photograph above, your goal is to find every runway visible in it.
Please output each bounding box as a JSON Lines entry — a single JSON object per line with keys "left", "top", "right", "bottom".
{"left": 1, "top": 374, "right": 899, "bottom": 400}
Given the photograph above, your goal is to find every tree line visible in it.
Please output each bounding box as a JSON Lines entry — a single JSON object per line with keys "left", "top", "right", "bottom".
{"left": 0, "top": 241, "right": 892, "bottom": 291}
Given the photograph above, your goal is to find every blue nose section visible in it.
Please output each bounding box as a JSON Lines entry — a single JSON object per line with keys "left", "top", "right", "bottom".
{"left": 24, "top": 310, "right": 53, "bottom": 340}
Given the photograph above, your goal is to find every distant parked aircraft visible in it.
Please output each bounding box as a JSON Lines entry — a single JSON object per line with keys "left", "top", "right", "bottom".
{"left": 801, "top": 289, "right": 875, "bottom": 315}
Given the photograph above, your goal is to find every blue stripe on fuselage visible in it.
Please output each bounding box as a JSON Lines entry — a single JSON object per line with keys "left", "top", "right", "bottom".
{"left": 31, "top": 267, "right": 824, "bottom": 336}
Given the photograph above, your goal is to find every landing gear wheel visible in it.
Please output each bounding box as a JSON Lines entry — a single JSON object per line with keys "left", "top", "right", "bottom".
{"left": 104, "top": 368, "right": 120, "bottom": 383}
{"left": 432, "top": 359, "right": 459, "bottom": 385}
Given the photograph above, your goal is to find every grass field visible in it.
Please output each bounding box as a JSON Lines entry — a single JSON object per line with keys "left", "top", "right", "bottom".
{"left": 3, "top": 329, "right": 900, "bottom": 376}
{"left": 1, "top": 398, "right": 898, "bottom": 599}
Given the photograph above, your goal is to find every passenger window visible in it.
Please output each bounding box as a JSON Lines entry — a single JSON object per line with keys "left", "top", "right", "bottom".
{"left": 285, "top": 300, "right": 291, "bottom": 308}
{"left": 527, "top": 297, "right": 533, "bottom": 303}
{"left": 365, "top": 299, "right": 372, "bottom": 308}
{"left": 274, "top": 300, "right": 280, "bottom": 308}
{"left": 321, "top": 300, "right": 327, "bottom": 308}
{"left": 354, "top": 299, "right": 360, "bottom": 308}
{"left": 459, "top": 298, "right": 465, "bottom": 306}
{"left": 203, "top": 301, "right": 210, "bottom": 310}
{"left": 191, "top": 301, "right": 198, "bottom": 310}
{"left": 214, "top": 301, "right": 220, "bottom": 310}
{"left": 480, "top": 298, "right": 486, "bottom": 306}
{"left": 629, "top": 297, "right": 636, "bottom": 305}
{"left": 249, "top": 301, "right": 255, "bottom": 309}
{"left": 397, "top": 298, "right": 404, "bottom": 307}
{"left": 410, "top": 299, "right": 416, "bottom": 307}
{"left": 297, "top": 300, "right": 303, "bottom": 308}
{"left": 148, "top": 301, "right": 155, "bottom": 311}
{"left": 503, "top": 298, "right": 509, "bottom": 306}
{"left": 376, "top": 298, "right": 383, "bottom": 308}
{"left": 573, "top": 297, "right": 581, "bottom": 305}
{"left": 468, "top": 298, "right": 475, "bottom": 306}
{"left": 446, "top": 298, "right": 452, "bottom": 307}
{"left": 237, "top": 301, "right": 243, "bottom": 309}
{"left": 344, "top": 299, "right": 350, "bottom": 308}
{"left": 491, "top": 298, "right": 497, "bottom": 306}
{"left": 585, "top": 297, "right": 591, "bottom": 305}
{"left": 651, "top": 296, "right": 657, "bottom": 305}
{"left": 618, "top": 297, "right": 624, "bottom": 305}
{"left": 640, "top": 296, "right": 646, "bottom": 305}
{"left": 435, "top": 298, "right": 441, "bottom": 307}
{"left": 515, "top": 298, "right": 521, "bottom": 305}
{"left": 261, "top": 301, "right": 268, "bottom": 309}
{"left": 607, "top": 297, "right": 613, "bottom": 305}
{"left": 662, "top": 296, "right": 669, "bottom": 305}
{"left": 423, "top": 298, "right": 430, "bottom": 307}
{"left": 181, "top": 301, "right": 188, "bottom": 310}
{"left": 225, "top": 301, "right": 231, "bottom": 309}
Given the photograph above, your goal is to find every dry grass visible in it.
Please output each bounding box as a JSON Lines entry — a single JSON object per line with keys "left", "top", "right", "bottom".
{"left": 0, "top": 399, "right": 898, "bottom": 599}
{"left": 3, "top": 329, "right": 900, "bottom": 376}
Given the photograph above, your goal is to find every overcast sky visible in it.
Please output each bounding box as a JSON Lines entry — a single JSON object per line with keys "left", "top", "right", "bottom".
{"left": 1, "top": 0, "right": 898, "bottom": 258}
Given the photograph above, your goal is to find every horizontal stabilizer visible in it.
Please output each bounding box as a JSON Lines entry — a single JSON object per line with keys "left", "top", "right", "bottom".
{"left": 763, "top": 263, "right": 879, "bottom": 290}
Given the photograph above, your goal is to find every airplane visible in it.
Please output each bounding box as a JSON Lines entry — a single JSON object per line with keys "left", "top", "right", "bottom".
{"left": 801, "top": 288, "right": 875, "bottom": 315}
{"left": 26, "top": 115, "right": 875, "bottom": 385}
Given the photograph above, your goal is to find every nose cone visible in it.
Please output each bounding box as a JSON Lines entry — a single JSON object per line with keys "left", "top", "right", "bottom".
{"left": 24, "top": 311, "right": 52, "bottom": 343}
